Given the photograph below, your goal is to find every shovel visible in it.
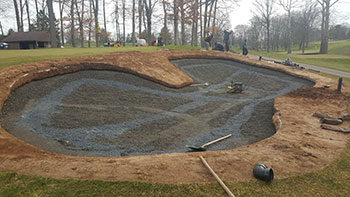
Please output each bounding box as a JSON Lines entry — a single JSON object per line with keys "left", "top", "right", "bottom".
{"left": 186, "top": 134, "right": 232, "bottom": 151}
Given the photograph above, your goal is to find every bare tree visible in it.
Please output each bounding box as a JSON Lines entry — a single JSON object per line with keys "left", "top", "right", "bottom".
{"left": 253, "top": 0, "right": 275, "bottom": 52}
{"left": 278, "top": 0, "right": 299, "bottom": 54}
{"left": 190, "top": 0, "right": 199, "bottom": 46}
{"left": 138, "top": 0, "right": 143, "bottom": 37}
{"left": 35, "top": 0, "right": 39, "bottom": 21}
{"left": 20, "top": 0, "right": 24, "bottom": 31}
{"left": 103, "top": 0, "right": 107, "bottom": 33}
{"left": 113, "top": 0, "right": 121, "bottom": 42}
{"left": 0, "top": 21, "right": 4, "bottom": 35}
{"left": 75, "top": 0, "right": 85, "bottom": 47}
{"left": 58, "top": 0, "right": 66, "bottom": 46}
{"left": 173, "top": 0, "right": 179, "bottom": 44}
{"left": 13, "top": 0, "right": 23, "bottom": 31}
{"left": 122, "top": 0, "right": 125, "bottom": 46}
{"left": 25, "top": 0, "right": 31, "bottom": 31}
{"left": 199, "top": 0, "right": 202, "bottom": 42}
{"left": 132, "top": 0, "right": 136, "bottom": 46}
{"left": 300, "top": 0, "right": 318, "bottom": 53}
{"left": 88, "top": 0, "right": 93, "bottom": 47}
{"left": 70, "top": 0, "right": 76, "bottom": 47}
{"left": 91, "top": 0, "right": 99, "bottom": 47}
{"left": 179, "top": 0, "right": 185, "bottom": 45}
{"left": 47, "top": 0, "right": 58, "bottom": 47}
{"left": 316, "top": 0, "right": 339, "bottom": 54}
{"left": 143, "top": 0, "right": 158, "bottom": 45}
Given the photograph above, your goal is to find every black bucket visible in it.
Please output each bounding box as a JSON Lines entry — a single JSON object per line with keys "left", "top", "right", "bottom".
{"left": 253, "top": 163, "right": 274, "bottom": 182}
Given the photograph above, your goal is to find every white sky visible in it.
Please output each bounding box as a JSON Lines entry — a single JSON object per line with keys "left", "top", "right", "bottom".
{"left": 230, "top": 0, "right": 350, "bottom": 28}
{"left": 1, "top": 0, "right": 350, "bottom": 37}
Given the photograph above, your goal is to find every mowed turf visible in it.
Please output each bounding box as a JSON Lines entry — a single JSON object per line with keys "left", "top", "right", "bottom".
{"left": 247, "top": 40, "right": 350, "bottom": 72}
{"left": 0, "top": 47, "right": 157, "bottom": 69}
{"left": 0, "top": 45, "right": 202, "bottom": 69}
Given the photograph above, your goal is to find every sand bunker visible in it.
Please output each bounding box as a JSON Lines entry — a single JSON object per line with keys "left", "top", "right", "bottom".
{"left": 1, "top": 59, "right": 313, "bottom": 157}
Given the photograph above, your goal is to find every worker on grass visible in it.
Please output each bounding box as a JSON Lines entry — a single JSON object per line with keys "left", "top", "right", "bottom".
{"left": 242, "top": 39, "right": 248, "bottom": 55}
{"left": 204, "top": 34, "right": 213, "bottom": 50}
{"left": 213, "top": 42, "right": 225, "bottom": 52}
{"left": 223, "top": 30, "right": 233, "bottom": 52}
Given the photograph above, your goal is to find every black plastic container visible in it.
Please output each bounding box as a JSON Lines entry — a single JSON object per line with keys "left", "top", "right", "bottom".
{"left": 253, "top": 163, "right": 274, "bottom": 182}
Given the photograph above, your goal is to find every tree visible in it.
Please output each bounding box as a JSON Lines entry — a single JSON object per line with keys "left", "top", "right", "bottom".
{"left": 113, "top": 0, "right": 121, "bottom": 42}
{"left": 122, "top": 0, "right": 126, "bottom": 46}
{"left": 173, "top": 0, "right": 179, "bottom": 45}
{"left": 35, "top": 0, "right": 39, "bottom": 22}
{"left": 70, "top": 0, "right": 76, "bottom": 47}
{"left": 316, "top": 0, "right": 339, "bottom": 54}
{"left": 278, "top": 0, "right": 299, "bottom": 54}
{"left": 143, "top": 0, "right": 157, "bottom": 45}
{"left": 75, "top": 0, "right": 85, "bottom": 47}
{"left": 138, "top": 0, "right": 143, "bottom": 37}
{"left": 103, "top": 0, "right": 107, "bottom": 33}
{"left": 88, "top": 0, "right": 93, "bottom": 47}
{"left": 34, "top": 10, "right": 50, "bottom": 30}
{"left": 13, "top": 0, "right": 23, "bottom": 32}
{"left": 47, "top": 0, "right": 58, "bottom": 48}
{"left": 8, "top": 28, "right": 15, "bottom": 36}
{"left": 25, "top": 0, "right": 31, "bottom": 31}
{"left": 58, "top": 0, "right": 66, "bottom": 46}
{"left": 0, "top": 21, "right": 4, "bottom": 35}
{"left": 91, "top": 0, "right": 99, "bottom": 47}
{"left": 161, "top": 0, "right": 171, "bottom": 45}
{"left": 132, "top": 0, "right": 136, "bottom": 46}
{"left": 253, "top": 0, "right": 275, "bottom": 52}
{"left": 299, "top": 0, "right": 318, "bottom": 54}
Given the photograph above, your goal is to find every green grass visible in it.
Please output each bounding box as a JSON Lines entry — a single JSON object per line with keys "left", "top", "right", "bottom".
{"left": 1, "top": 140, "right": 350, "bottom": 196}
{"left": 0, "top": 47, "right": 158, "bottom": 69}
{"left": 0, "top": 44, "right": 202, "bottom": 69}
{"left": 236, "top": 40, "right": 350, "bottom": 72}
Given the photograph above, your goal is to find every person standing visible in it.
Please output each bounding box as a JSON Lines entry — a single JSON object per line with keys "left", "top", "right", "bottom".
{"left": 223, "top": 30, "right": 233, "bottom": 52}
{"left": 204, "top": 34, "right": 214, "bottom": 50}
{"left": 242, "top": 39, "right": 248, "bottom": 55}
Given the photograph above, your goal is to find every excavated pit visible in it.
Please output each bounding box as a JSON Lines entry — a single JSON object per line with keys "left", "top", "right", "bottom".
{"left": 0, "top": 59, "right": 314, "bottom": 157}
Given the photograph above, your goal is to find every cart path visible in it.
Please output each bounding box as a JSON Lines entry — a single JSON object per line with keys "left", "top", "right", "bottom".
{"left": 247, "top": 54, "right": 350, "bottom": 79}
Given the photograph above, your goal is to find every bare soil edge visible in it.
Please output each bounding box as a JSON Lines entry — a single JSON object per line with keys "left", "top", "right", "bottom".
{"left": 0, "top": 50, "right": 349, "bottom": 184}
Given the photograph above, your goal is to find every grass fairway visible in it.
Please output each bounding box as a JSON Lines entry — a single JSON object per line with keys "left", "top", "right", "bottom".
{"left": 243, "top": 40, "right": 350, "bottom": 72}
{"left": 0, "top": 47, "right": 157, "bottom": 69}
{"left": 0, "top": 45, "right": 201, "bottom": 69}
{"left": 0, "top": 44, "right": 349, "bottom": 196}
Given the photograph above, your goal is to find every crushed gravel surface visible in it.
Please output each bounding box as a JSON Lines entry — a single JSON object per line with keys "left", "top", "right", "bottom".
{"left": 0, "top": 59, "right": 313, "bottom": 157}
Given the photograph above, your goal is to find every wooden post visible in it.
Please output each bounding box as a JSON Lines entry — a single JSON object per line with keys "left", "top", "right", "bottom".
{"left": 337, "top": 78, "right": 343, "bottom": 92}
{"left": 199, "top": 156, "right": 235, "bottom": 197}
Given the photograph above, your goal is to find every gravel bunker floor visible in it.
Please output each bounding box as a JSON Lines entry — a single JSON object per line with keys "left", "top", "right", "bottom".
{"left": 0, "top": 59, "right": 313, "bottom": 157}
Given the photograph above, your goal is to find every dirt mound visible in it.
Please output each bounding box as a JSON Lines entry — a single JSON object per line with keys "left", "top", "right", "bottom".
{"left": 287, "top": 87, "right": 347, "bottom": 100}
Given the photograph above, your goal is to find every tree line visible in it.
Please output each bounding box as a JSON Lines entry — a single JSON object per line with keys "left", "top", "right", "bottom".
{"left": 233, "top": 0, "right": 349, "bottom": 54}
{"left": 1, "top": 0, "right": 237, "bottom": 48}
{"left": 0, "top": 0, "right": 349, "bottom": 54}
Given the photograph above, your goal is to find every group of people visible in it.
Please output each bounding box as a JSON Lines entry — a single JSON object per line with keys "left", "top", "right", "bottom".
{"left": 151, "top": 36, "right": 163, "bottom": 46}
{"left": 204, "top": 30, "right": 248, "bottom": 55}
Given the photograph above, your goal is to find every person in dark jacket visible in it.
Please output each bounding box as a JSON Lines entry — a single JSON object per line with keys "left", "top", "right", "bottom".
{"left": 242, "top": 39, "right": 248, "bottom": 55}
{"left": 213, "top": 42, "right": 225, "bottom": 52}
{"left": 204, "top": 34, "right": 213, "bottom": 50}
{"left": 223, "top": 30, "right": 233, "bottom": 52}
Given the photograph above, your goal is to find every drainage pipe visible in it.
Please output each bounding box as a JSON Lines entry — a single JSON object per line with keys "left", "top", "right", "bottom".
{"left": 253, "top": 163, "right": 274, "bottom": 182}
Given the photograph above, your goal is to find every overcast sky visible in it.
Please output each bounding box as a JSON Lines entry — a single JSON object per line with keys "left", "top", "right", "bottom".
{"left": 230, "top": 0, "right": 350, "bottom": 28}
{"left": 1, "top": 0, "right": 350, "bottom": 38}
